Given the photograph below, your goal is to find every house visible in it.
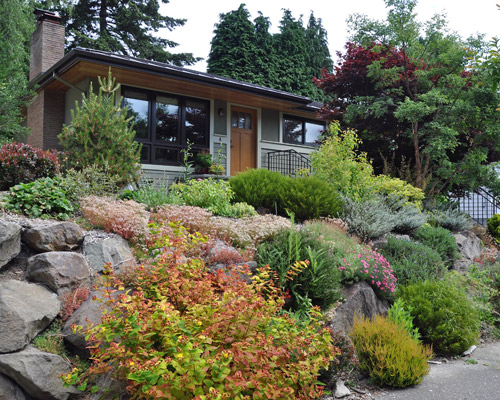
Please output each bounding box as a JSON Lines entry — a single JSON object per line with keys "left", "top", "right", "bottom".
{"left": 27, "top": 9, "right": 325, "bottom": 182}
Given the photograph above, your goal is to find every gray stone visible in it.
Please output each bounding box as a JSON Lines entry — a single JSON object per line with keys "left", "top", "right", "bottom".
{"left": 0, "top": 346, "right": 76, "bottom": 400}
{"left": 82, "top": 235, "right": 135, "bottom": 273}
{"left": 326, "top": 281, "right": 389, "bottom": 338}
{"left": 26, "top": 252, "right": 91, "bottom": 296}
{"left": 0, "top": 373, "right": 26, "bottom": 400}
{"left": 453, "top": 230, "right": 481, "bottom": 266}
{"left": 0, "top": 221, "right": 21, "bottom": 269}
{"left": 87, "top": 370, "right": 130, "bottom": 400}
{"left": 22, "top": 222, "right": 84, "bottom": 253}
{"left": 0, "top": 280, "right": 60, "bottom": 353}
{"left": 335, "top": 379, "right": 351, "bottom": 398}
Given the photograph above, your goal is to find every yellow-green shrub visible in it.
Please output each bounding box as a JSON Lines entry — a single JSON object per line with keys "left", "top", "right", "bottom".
{"left": 372, "top": 175, "right": 425, "bottom": 208}
{"left": 351, "top": 315, "right": 432, "bottom": 388}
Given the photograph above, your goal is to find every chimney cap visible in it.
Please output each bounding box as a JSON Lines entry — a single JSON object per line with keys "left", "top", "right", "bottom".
{"left": 33, "top": 8, "right": 61, "bottom": 24}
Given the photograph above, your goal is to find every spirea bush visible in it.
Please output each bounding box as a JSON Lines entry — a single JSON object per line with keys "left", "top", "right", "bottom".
{"left": 398, "top": 280, "right": 480, "bottom": 355}
{"left": 413, "top": 225, "right": 459, "bottom": 267}
{"left": 339, "top": 246, "right": 397, "bottom": 299}
{"left": 351, "top": 315, "right": 432, "bottom": 388}
{"left": 63, "top": 227, "right": 336, "bottom": 400}
{"left": 0, "top": 142, "right": 61, "bottom": 190}
{"left": 378, "top": 237, "right": 446, "bottom": 286}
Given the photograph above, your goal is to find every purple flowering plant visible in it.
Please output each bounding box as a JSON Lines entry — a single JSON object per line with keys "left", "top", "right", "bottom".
{"left": 339, "top": 246, "right": 397, "bottom": 299}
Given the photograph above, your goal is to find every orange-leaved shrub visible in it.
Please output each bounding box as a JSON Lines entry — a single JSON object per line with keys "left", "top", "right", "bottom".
{"left": 351, "top": 314, "right": 432, "bottom": 388}
{"left": 63, "top": 223, "right": 336, "bottom": 400}
{"left": 81, "top": 196, "right": 149, "bottom": 242}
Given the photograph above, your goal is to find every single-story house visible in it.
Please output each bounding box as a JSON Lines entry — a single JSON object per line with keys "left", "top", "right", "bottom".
{"left": 27, "top": 9, "right": 325, "bottom": 182}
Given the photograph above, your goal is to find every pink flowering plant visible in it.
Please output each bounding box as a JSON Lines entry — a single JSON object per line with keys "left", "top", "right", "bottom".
{"left": 339, "top": 246, "right": 397, "bottom": 299}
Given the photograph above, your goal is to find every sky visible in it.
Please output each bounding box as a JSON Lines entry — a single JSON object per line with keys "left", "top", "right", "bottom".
{"left": 161, "top": 0, "right": 500, "bottom": 72}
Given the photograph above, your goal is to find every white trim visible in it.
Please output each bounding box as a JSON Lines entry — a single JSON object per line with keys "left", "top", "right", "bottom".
{"left": 209, "top": 99, "right": 215, "bottom": 154}
{"left": 279, "top": 112, "right": 283, "bottom": 143}
{"left": 257, "top": 107, "right": 262, "bottom": 169}
{"left": 260, "top": 140, "right": 316, "bottom": 154}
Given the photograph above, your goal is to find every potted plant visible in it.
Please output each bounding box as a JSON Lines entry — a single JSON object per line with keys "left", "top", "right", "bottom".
{"left": 194, "top": 149, "right": 213, "bottom": 174}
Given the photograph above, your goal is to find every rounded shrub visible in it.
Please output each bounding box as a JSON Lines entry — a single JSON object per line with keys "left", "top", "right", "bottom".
{"left": 398, "top": 280, "right": 480, "bottom": 355}
{"left": 350, "top": 314, "right": 432, "bottom": 388}
{"left": 487, "top": 214, "right": 500, "bottom": 244}
{"left": 413, "top": 225, "right": 459, "bottom": 267}
{"left": 0, "top": 142, "right": 61, "bottom": 190}
{"left": 379, "top": 237, "right": 446, "bottom": 286}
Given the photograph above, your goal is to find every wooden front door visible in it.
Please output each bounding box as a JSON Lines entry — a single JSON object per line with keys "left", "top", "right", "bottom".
{"left": 230, "top": 107, "right": 257, "bottom": 175}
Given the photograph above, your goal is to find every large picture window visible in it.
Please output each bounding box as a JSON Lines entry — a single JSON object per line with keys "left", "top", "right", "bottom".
{"left": 122, "top": 88, "right": 209, "bottom": 165}
{"left": 283, "top": 115, "right": 324, "bottom": 146}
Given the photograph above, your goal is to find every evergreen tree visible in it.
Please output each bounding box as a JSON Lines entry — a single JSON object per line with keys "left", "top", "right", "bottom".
{"left": 0, "top": 0, "right": 35, "bottom": 143}
{"left": 39, "top": 0, "right": 199, "bottom": 66}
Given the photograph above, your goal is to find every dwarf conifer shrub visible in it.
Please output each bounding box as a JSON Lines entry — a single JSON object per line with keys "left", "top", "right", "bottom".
{"left": 0, "top": 142, "right": 61, "bottom": 190}
{"left": 63, "top": 226, "right": 336, "bottom": 399}
{"left": 58, "top": 70, "right": 141, "bottom": 185}
{"left": 398, "top": 280, "right": 480, "bottom": 355}
{"left": 379, "top": 237, "right": 446, "bottom": 286}
{"left": 414, "top": 225, "right": 459, "bottom": 267}
{"left": 426, "top": 202, "right": 472, "bottom": 232}
{"left": 350, "top": 314, "right": 432, "bottom": 388}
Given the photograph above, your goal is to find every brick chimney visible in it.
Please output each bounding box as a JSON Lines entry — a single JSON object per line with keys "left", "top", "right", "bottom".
{"left": 30, "top": 9, "right": 65, "bottom": 80}
{"left": 26, "top": 9, "right": 65, "bottom": 150}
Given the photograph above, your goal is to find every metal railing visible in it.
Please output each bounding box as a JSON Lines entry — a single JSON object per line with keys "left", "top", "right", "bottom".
{"left": 459, "top": 188, "right": 500, "bottom": 226}
{"left": 266, "top": 149, "right": 311, "bottom": 177}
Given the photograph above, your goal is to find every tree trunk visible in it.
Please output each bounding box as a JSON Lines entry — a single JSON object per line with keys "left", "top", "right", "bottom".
{"left": 412, "top": 121, "right": 423, "bottom": 188}
{"left": 99, "top": 0, "right": 107, "bottom": 34}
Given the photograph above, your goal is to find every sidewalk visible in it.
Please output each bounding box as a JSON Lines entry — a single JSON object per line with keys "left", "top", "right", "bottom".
{"left": 374, "top": 341, "right": 500, "bottom": 400}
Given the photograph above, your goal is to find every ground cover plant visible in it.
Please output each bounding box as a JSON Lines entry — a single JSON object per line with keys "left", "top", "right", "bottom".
{"left": 63, "top": 224, "right": 336, "bottom": 399}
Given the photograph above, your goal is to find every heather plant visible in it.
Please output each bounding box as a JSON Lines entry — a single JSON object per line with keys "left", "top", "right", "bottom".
{"left": 63, "top": 228, "right": 336, "bottom": 399}
{"left": 351, "top": 315, "right": 432, "bottom": 388}
{"left": 58, "top": 70, "right": 141, "bottom": 185}
{"left": 341, "top": 195, "right": 397, "bottom": 242}
{"left": 4, "top": 177, "right": 74, "bottom": 220}
{"left": 339, "top": 246, "right": 397, "bottom": 299}
{"left": 0, "top": 142, "right": 61, "bottom": 190}
{"left": 81, "top": 196, "right": 149, "bottom": 243}
{"left": 223, "top": 202, "right": 257, "bottom": 218}
{"left": 426, "top": 202, "right": 472, "bottom": 232}
{"left": 398, "top": 280, "right": 480, "bottom": 355}
{"left": 378, "top": 237, "right": 446, "bottom": 286}
{"left": 304, "top": 219, "right": 359, "bottom": 253}
{"left": 413, "top": 225, "right": 459, "bottom": 267}
{"left": 60, "top": 285, "right": 90, "bottom": 322}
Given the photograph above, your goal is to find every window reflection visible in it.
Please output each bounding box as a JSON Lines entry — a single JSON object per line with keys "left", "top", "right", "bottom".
{"left": 123, "top": 96, "right": 149, "bottom": 139}
{"left": 186, "top": 100, "right": 208, "bottom": 145}
{"left": 156, "top": 96, "right": 179, "bottom": 143}
{"left": 283, "top": 115, "right": 323, "bottom": 146}
{"left": 305, "top": 122, "right": 323, "bottom": 145}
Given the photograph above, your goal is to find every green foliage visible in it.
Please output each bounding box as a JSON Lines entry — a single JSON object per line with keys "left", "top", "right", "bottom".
{"left": 257, "top": 226, "right": 343, "bottom": 313}
{"left": 40, "top": 0, "right": 199, "bottom": 66}
{"left": 372, "top": 175, "right": 425, "bottom": 208}
{"left": 119, "top": 180, "right": 171, "bottom": 212}
{"left": 58, "top": 163, "right": 122, "bottom": 203}
{"left": 341, "top": 195, "right": 397, "bottom": 241}
{"left": 426, "top": 202, "right": 472, "bottom": 232}
{"left": 0, "top": 0, "right": 34, "bottom": 142}
{"left": 230, "top": 168, "right": 285, "bottom": 211}
{"left": 63, "top": 226, "right": 335, "bottom": 399}
{"left": 487, "top": 214, "right": 500, "bottom": 244}
{"left": 350, "top": 314, "right": 432, "bottom": 388}
{"left": 304, "top": 219, "right": 359, "bottom": 253}
{"left": 414, "top": 225, "right": 459, "bottom": 266}
{"left": 398, "top": 280, "right": 480, "bottom": 355}
{"left": 33, "top": 319, "right": 66, "bottom": 355}
{"left": 169, "top": 178, "right": 234, "bottom": 216}
{"left": 4, "top": 177, "right": 74, "bottom": 220}
{"left": 222, "top": 202, "right": 257, "bottom": 218}
{"left": 379, "top": 236, "right": 446, "bottom": 286}
{"left": 388, "top": 298, "right": 420, "bottom": 342}
{"left": 310, "top": 122, "right": 374, "bottom": 200}
{"left": 58, "top": 70, "right": 141, "bottom": 185}
{"left": 0, "top": 142, "right": 61, "bottom": 190}
{"left": 383, "top": 195, "right": 427, "bottom": 234}
{"left": 321, "top": 331, "right": 358, "bottom": 380}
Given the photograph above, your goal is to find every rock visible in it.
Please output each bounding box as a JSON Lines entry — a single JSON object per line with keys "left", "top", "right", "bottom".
{"left": 335, "top": 379, "right": 351, "bottom": 398}
{"left": 453, "top": 231, "right": 481, "bottom": 269}
{"left": 0, "top": 346, "right": 76, "bottom": 400}
{"left": 26, "top": 252, "right": 91, "bottom": 296}
{"left": 0, "top": 221, "right": 21, "bottom": 269}
{"left": 327, "top": 281, "right": 389, "bottom": 338}
{"left": 0, "top": 373, "right": 26, "bottom": 400}
{"left": 82, "top": 235, "right": 135, "bottom": 274}
{"left": 22, "top": 222, "right": 84, "bottom": 253}
{"left": 87, "top": 370, "right": 130, "bottom": 400}
{"left": 0, "top": 280, "right": 60, "bottom": 353}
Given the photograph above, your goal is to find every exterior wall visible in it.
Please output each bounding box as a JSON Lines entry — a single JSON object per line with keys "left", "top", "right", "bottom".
{"left": 64, "top": 78, "right": 91, "bottom": 125}
{"left": 213, "top": 100, "right": 227, "bottom": 136}
{"left": 261, "top": 108, "right": 280, "bottom": 142}
{"left": 30, "top": 20, "right": 65, "bottom": 80}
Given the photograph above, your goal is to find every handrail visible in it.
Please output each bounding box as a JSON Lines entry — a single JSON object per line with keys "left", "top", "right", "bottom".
{"left": 266, "top": 149, "right": 311, "bottom": 176}
{"left": 459, "top": 188, "right": 500, "bottom": 226}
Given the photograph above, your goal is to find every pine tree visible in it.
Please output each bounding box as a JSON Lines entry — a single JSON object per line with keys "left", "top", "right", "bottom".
{"left": 58, "top": 69, "right": 141, "bottom": 184}
{"left": 39, "top": 0, "right": 199, "bottom": 66}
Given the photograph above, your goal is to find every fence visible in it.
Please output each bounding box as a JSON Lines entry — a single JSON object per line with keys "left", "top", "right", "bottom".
{"left": 266, "top": 149, "right": 311, "bottom": 177}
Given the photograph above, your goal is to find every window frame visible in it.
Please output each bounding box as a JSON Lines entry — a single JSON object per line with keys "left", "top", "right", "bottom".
{"left": 282, "top": 114, "right": 325, "bottom": 147}
{"left": 122, "top": 86, "right": 210, "bottom": 165}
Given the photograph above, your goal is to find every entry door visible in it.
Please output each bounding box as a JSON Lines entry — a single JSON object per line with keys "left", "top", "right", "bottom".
{"left": 230, "top": 107, "right": 257, "bottom": 176}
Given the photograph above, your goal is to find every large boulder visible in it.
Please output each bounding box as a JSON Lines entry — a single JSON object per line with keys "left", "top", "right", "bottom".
{"left": 0, "top": 280, "right": 60, "bottom": 353}
{"left": 82, "top": 235, "right": 135, "bottom": 274}
{"left": 22, "top": 222, "right": 84, "bottom": 253}
{"left": 0, "top": 346, "right": 76, "bottom": 400}
{"left": 0, "top": 221, "right": 21, "bottom": 269}
{"left": 326, "top": 281, "right": 390, "bottom": 338}
{"left": 453, "top": 230, "right": 482, "bottom": 272}
{"left": 0, "top": 373, "right": 26, "bottom": 400}
{"left": 26, "top": 252, "right": 91, "bottom": 296}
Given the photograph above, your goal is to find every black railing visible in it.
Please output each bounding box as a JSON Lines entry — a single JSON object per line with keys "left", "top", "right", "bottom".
{"left": 459, "top": 188, "right": 500, "bottom": 226}
{"left": 266, "top": 149, "right": 311, "bottom": 177}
